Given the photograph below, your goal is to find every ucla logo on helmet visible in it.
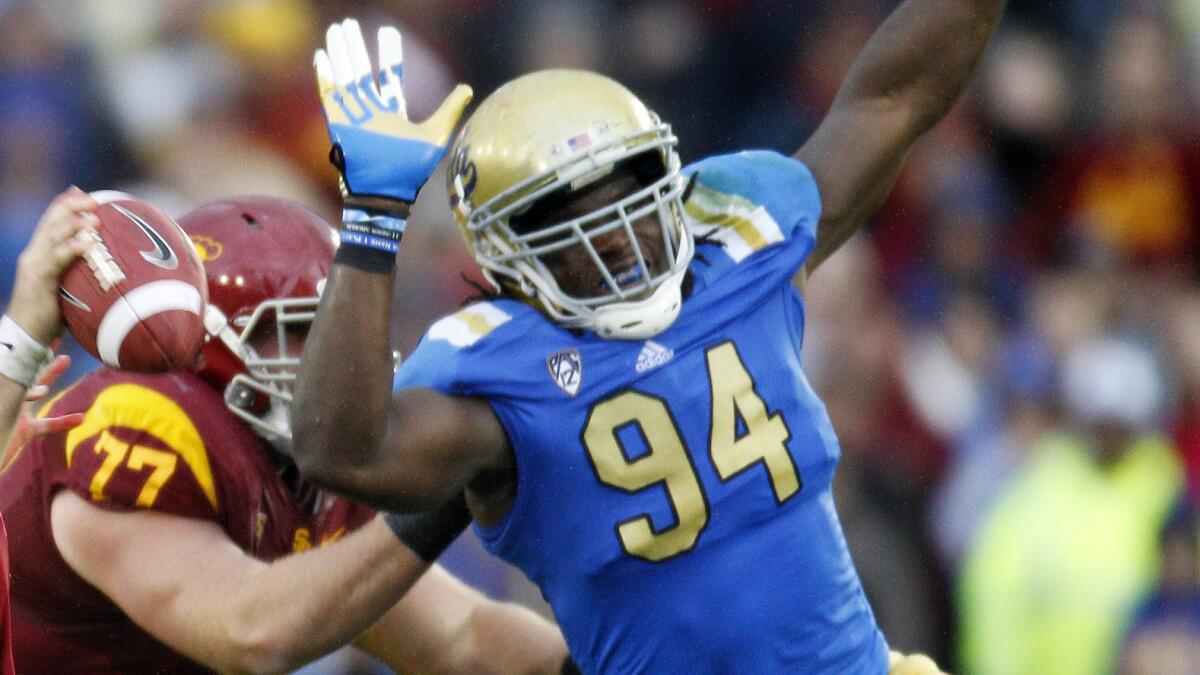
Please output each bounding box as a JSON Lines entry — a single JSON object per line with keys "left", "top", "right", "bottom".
{"left": 448, "top": 140, "right": 477, "bottom": 215}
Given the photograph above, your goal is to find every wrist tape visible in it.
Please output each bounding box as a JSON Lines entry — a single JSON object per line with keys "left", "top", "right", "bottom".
{"left": 0, "top": 314, "right": 53, "bottom": 388}
{"left": 340, "top": 208, "right": 406, "bottom": 254}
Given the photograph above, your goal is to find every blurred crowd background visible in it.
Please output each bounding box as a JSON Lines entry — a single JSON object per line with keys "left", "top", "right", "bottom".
{"left": 2, "top": 0, "right": 1199, "bottom": 673}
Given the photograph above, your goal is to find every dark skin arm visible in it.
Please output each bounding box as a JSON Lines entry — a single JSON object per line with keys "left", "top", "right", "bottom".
{"left": 797, "top": 0, "right": 1007, "bottom": 281}
{"left": 292, "top": 258, "right": 510, "bottom": 513}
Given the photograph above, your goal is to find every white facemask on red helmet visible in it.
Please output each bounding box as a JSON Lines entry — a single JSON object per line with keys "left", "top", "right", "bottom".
{"left": 179, "top": 196, "right": 338, "bottom": 445}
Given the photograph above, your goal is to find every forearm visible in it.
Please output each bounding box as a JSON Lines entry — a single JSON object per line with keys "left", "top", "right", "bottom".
{"left": 797, "top": 0, "right": 1005, "bottom": 274}
{"left": 221, "top": 516, "right": 427, "bottom": 673}
{"left": 294, "top": 247, "right": 502, "bottom": 512}
{"left": 169, "top": 516, "right": 427, "bottom": 674}
{"left": 356, "top": 565, "right": 568, "bottom": 674}
{"left": 0, "top": 310, "right": 56, "bottom": 451}
{"left": 293, "top": 259, "right": 397, "bottom": 482}
{"left": 837, "top": 0, "right": 1006, "bottom": 130}
{"left": 455, "top": 600, "right": 570, "bottom": 674}
{"left": 53, "top": 494, "right": 428, "bottom": 675}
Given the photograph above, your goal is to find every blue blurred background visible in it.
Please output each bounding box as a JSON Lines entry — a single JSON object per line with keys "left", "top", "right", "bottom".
{"left": 4, "top": 1, "right": 1200, "bottom": 673}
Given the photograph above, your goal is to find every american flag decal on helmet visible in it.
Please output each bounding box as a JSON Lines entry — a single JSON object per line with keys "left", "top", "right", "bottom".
{"left": 547, "top": 348, "right": 582, "bottom": 396}
{"left": 566, "top": 132, "right": 593, "bottom": 151}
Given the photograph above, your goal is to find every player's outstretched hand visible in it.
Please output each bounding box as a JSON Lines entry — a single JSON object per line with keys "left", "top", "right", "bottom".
{"left": 5, "top": 353, "right": 84, "bottom": 457}
{"left": 10, "top": 187, "right": 98, "bottom": 345}
{"left": 315, "top": 18, "right": 472, "bottom": 211}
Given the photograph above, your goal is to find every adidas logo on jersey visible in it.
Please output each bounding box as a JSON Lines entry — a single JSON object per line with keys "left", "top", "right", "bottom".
{"left": 635, "top": 341, "right": 674, "bottom": 373}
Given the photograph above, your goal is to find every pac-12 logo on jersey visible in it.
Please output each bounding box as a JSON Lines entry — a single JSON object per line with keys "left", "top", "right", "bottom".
{"left": 547, "top": 349, "right": 582, "bottom": 396}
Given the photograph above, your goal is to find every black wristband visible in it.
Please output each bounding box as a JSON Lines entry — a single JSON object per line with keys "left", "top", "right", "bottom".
{"left": 384, "top": 492, "right": 471, "bottom": 561}
{"left": 561, "top": 656, "right": 582, "bottom": 675}
{"left": 334, "top": 244, "right": 397, "bottom": 274}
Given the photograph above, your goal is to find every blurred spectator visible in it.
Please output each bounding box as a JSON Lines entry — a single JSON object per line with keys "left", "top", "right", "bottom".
{"left": 1163, "top": 291, "right": 1200, "bottom": 502}
{"left": 1179, "top": 0, "right": 1200, "bottom": 103}
{"left": 1019, "top": 11, "right": 1200, "bottom": 275}
{"left": 516, "top": 0, "right": 608, "bottom": 73}
{"left": 898, "top": 290, "right": 1002, "bottom": 449}
{"left": 805, "top": 237, "right": 945, "bottom": 488}
{"left": 1118, "top": 500, "right": 1200, "bottom": 675}
{"left": 203, "top": 0, "right": 330, "bottom": 187}
{"left": 928, "top": 323, "right": 1056, "bottom": 569}
{"left": 0, "top": 2, "right": 136, "bottom": 299}
{"left": 807, "top": 239, "right": 948, "bottom": 660}
{"left": 730, "top": 1, "right": 882, "bottom": 155}
{"left": 870, "top": 97, "right": 1023, "bottom": 328}
{"left": 958, "top": 335, "right": 1182, "bottom": 675}
{"left": 978, "top": 26, "right": 1071, "bottom": 207}
{"left": 0, "top": 1, "right": 138, "bottom": 382}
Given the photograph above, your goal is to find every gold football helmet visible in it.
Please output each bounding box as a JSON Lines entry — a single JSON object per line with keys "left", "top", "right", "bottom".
{"left": 447, "top": 70, "right": 693, "bottom": 339}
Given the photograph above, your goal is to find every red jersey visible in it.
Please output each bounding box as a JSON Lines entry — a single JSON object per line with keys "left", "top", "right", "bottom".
{"left": 0, "top": 515, "right": 14, "bottom": 675}
{"left": 0, "top": 368, "right": 375, "bottom": 674}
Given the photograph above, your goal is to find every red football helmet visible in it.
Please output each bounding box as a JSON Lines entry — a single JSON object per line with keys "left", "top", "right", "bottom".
{"left": 178, "top": 196, "right": 337, "bottom": 444}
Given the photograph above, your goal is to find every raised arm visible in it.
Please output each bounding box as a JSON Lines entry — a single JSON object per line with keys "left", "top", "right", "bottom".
{"left": 295, "top": 262, "right": 508, "bottom": 512}
{"left": 291, "top": 19, "right": 502, "bottom": 512}
{"left": 796, "top": 0, "right": 1007, "bottom": 276}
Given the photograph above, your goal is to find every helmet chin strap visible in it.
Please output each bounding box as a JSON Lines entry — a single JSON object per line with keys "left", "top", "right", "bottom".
{"left": 589, "top": 270, "right": 686, "bottom": 339}
{"left": 204, "top": 305, "right": 252, "bottom": 362}
{"left": 206, "top": 303, "right": 295, "bottom": 448}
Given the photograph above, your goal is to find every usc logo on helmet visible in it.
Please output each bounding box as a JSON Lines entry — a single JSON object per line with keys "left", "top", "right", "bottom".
{"left": 190, "top": 235, "right": 224, "bottom": 262}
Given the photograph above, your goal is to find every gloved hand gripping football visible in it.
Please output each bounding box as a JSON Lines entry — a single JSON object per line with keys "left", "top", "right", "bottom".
{"left": 315, "top": 18, "right": 472, "bottom": 253}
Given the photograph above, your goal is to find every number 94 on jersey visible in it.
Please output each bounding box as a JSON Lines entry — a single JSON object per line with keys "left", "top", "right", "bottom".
{"left": 583, "top": 341, "right": 802, "bottom": 563}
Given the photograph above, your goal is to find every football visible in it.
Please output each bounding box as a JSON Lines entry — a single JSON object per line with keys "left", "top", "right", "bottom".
{"left": 58, "top": 190, "right": 208, "bottom": 372}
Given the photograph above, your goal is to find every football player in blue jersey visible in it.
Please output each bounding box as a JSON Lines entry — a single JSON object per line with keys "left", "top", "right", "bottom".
{"left": 295, "top": 3, "right": 1006, "bottom": 673}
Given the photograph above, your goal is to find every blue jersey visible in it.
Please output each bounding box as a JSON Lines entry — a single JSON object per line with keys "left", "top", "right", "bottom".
{"left": 395, "top": 151, "right": 888, "bottom": 673}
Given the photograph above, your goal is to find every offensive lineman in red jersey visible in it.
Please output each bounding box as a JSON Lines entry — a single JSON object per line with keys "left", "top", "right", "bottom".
{"left": 0, "top": 193, "right": 571, "bottom": 674}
